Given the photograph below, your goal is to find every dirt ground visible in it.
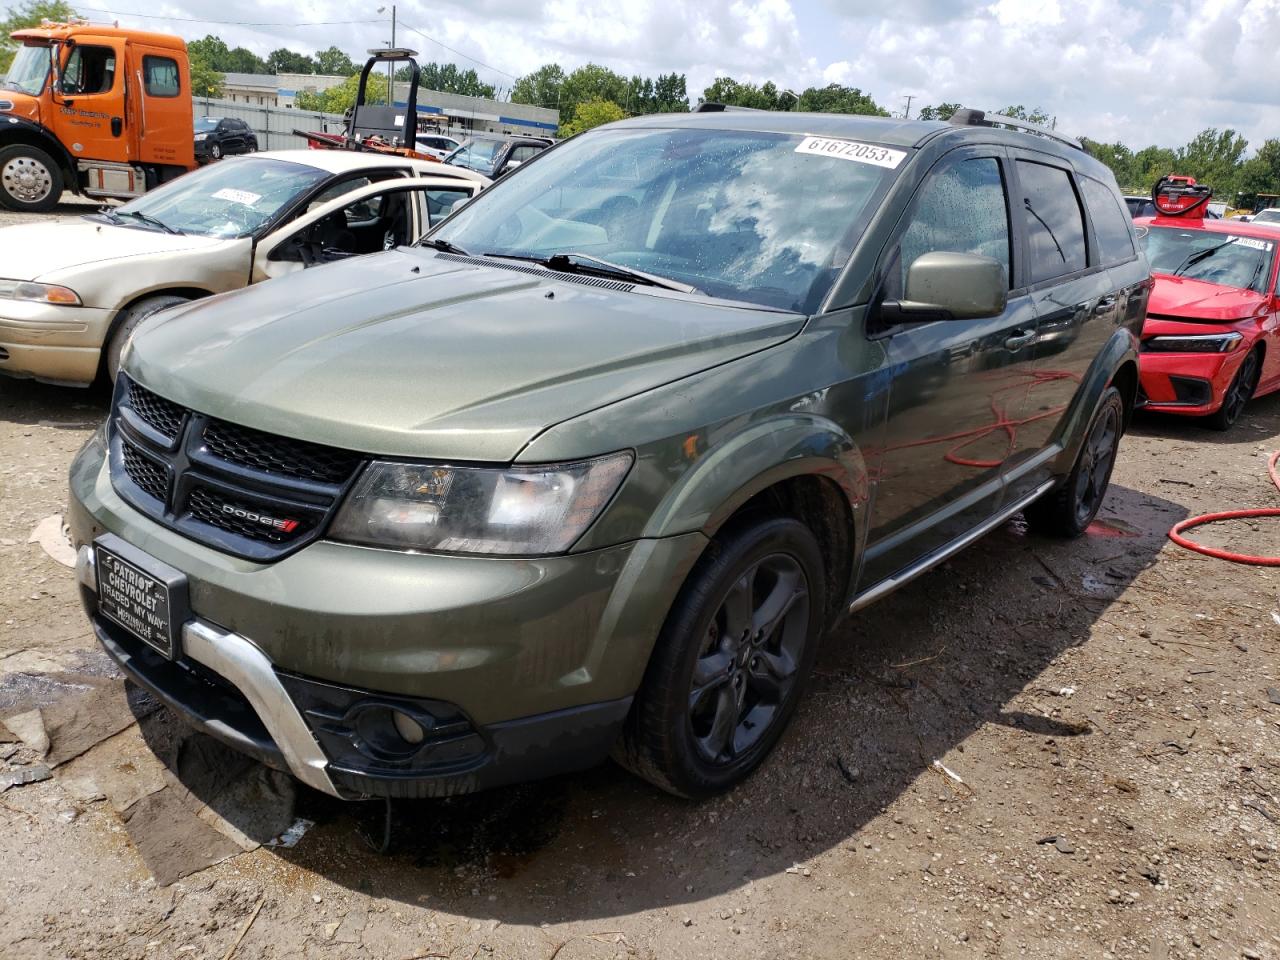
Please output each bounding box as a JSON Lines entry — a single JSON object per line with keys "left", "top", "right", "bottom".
{"left": 1, "top": 202, "right": 1278, "bottom": 959}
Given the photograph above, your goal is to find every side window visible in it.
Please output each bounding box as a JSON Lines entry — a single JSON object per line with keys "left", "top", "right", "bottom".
{"left": 143, "top": 56, "right": 180, "bottom": 97}
{"left": 1016, "top": 160, "right": 1088, "bottom": 282}
{"left": 899, "top": 156, "right": 1011, "bottom": 290}
{"left": 509, "top": 145, "right": 541, "bottom": 164}
{"left": 1080, "top": 178, "right": 1136, "bottom": 264}
{"left": 426, "top": 188, "right": 473, "bottom": 226}
{"left": 61, "top": 46, "right": 116, "bottom": 95}
{"left": 308, "top": 176, "right": 373, "bottom": 211}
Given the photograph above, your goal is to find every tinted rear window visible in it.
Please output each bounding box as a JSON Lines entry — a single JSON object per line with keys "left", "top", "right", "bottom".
{"left": 1080, "top": 177, "right": 1136, "bottom": 264}
{"left": 1016, "top": 160, "right": 1087, "bottom": 283}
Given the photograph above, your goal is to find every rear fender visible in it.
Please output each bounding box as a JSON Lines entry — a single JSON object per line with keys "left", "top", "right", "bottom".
{"left": 1049, "top": 327, "right": 1139, "bottom": 475}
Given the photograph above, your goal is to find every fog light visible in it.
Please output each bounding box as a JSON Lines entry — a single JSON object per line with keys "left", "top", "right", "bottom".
{"left": 392, "top": 710, "right": 425, "bottom": 744}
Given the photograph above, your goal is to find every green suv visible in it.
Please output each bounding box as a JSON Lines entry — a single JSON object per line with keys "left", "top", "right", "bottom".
{"left": 69, "top": 108, "right": 1150, "bottom": 800}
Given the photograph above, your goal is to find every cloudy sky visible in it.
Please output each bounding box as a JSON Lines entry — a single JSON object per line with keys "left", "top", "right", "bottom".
{"left": 77, "top": 0, "right": 1280, "bottom": 150}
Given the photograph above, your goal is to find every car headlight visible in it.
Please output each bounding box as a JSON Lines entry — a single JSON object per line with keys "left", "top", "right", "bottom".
{"left": 1143, "top": 332, "right": 1243, "bottom": 353}
{"left": 329, "top": 452, "right": 633, "bottom": 555}
{"left": 0, "top": 280, "right": 82, "bottom": 305}
{"left": 194, "top": 133, "right": 208, "bottom": 141}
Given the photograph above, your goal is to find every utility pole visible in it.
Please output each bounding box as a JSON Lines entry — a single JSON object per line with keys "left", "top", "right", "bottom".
{"left": 902, "top": 95, "right": 914, "bottom": 120}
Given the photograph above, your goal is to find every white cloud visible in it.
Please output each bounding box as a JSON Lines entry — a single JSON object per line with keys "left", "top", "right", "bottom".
{"left": 94, "top": 0, "right": 1280, "bottom": 150}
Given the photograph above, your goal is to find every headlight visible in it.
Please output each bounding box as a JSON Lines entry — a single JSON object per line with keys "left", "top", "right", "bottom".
{"left": 194, "top": 133, "right": 207, "bottom": 141}
{"left": 0, "top": 280, "right": 81, "bottom": 305}
{"left": 330, "top": 452, "right": 633, "bottom": 555}
{"left": 1143, "top": 332, "right": 1243, "bottom": 353}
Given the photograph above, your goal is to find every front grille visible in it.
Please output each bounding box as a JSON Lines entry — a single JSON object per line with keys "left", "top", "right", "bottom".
{"left": 120, "top": 440, "right": 169, "bottom": 503}
{"left": 186, "top": 486, "right": 313, "bottom": 544}
{"left": 202, "top": 419, "right": 360, "bottom": 485}
{"left": 107, "top": 375, "right": 365, "bottom": 562}
{"left": 127, "top": 380, "right": 186, "bottom": 440}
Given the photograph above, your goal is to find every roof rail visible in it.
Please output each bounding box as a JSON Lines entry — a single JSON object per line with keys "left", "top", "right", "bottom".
{"left": 948, "top": 108, "right": 1082, "bottom": 151}
{"left": 694, "top": 101, "right": 765, "bottom": 113}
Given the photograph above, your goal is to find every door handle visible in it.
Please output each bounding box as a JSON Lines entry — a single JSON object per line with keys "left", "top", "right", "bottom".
{"left": 1093, "top": 295, "right": 1117, "bottom": 314}
{"left": 1004, "top": 329, "right": 1037, "bottom": 350}
{"left": 111, "top": 117, "right": 122, "bottom": 137}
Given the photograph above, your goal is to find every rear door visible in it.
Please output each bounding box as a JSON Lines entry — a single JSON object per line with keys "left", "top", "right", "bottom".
{"left": 861, "top": 146, "right": 1040, "bottom": 585}
{"left": 1001, "top": 154, "right": 1126, "bottom": 504}
{"left": 132, "top": 45, "right": 194, "bottom": 168}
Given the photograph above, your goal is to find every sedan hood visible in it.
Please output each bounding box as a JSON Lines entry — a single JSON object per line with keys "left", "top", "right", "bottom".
{"left": 1148, "top": 273, "right": 1270, "bottom": 323}
{"left": 0, "top": 220, "right": 225, "bottom": 281}
{"left": 127, "top": 251, "right": 804, "bottom": 462}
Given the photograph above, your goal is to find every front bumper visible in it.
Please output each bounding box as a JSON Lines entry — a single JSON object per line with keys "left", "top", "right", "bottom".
{"left": 1137, "top": 348, "right": 1243, "bottom": 415}
{"left": 69, "top": 429, "right": 706, "bottom": 797}
{"left": 0, "top": 300, "right": 112, "bottom": 386}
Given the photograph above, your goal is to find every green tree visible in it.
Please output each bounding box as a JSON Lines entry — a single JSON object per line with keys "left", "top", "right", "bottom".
{"left": 295, "top": 71, "right": 388, "bottom": 114}
{"left": 797, "top": 84, "right": 888, "bottom": 116}
{"left": 0, "top": 0, "right": 76, "bottom": 72}
{"left": 651, "top": 72, "right": 689, "bottom": 113}
{"left": 189, "top": 52, "right": 224, "bottom": 98}
{"left": 186, "top": 34, "right": 267, "bottom": 74}
{"left": 511, "top": 63, "right": 565, "bottom": 112}
{"left": 267, "top": 48, "right": 315, "bottom": 74}
{"left": 314, "top": 45, "right": 357, "bottom": 76}
{"left": 702, "top": 75, "right": 783, "bottom": 110}
{"left": 397, "top": 61, "right": 495, "bottom": 98}
{"left": 1238, "top": 139, "right": 1280, "bottom": 208}
{"left": 998, "top": 104, "right": 1052, "bottom": 125}
{"left": 916, "top": 101, "right": 963, "bottom": 121}
{"left": 559, "top": 98, "right": 625, "bottom": 137}
{"left": 702, "top": 77, "right": 888, "bottom": 116}
{"left": 560, "top": 63, "right": 629, "bottom": 117}
{"left": 1176, "top": 128, "right": 1248, "bottom": 200}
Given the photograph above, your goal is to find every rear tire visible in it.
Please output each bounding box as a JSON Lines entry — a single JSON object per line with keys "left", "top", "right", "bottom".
{"left": 615, "top": 516, "right": 827, "bottom": 799}
{"left": 1204, "top": 347, "right": 1259, "bottom": 432}
{"left": 0, "top": 144, "right": 64, "bottom": 213}
{"left": 1024, "top": 386, "right": 1124, "bottom": 538}
{"left": 104, "top": 295, "right": 190, "bottom": 384}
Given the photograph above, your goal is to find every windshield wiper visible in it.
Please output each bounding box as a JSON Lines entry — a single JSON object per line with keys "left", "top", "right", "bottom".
{"left": 118, "top": 210, "right": 183, "bottom": 235}
{"left": 1171, "top": 239, "right": 1234, "bottom": 277}
{"left": 420, "top": 237, "right": 470, "bottom": 256}
{"left": 483, "top": 252, "right": 699, "bottom": 294}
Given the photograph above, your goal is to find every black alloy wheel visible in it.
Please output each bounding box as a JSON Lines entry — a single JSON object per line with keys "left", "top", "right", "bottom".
{"left": 1206, "top": 348, "right": 1260, "bottom": 431}
{"left": 616, "top": 515, "right": 827, "bottom": 798}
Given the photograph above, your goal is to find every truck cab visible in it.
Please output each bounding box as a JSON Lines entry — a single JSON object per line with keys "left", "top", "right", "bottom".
{"left": 0, "top": 21, "right": 195, "bottom": 212}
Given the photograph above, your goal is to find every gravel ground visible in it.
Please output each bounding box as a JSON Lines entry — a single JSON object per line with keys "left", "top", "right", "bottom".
{"left": 1, "top": 199, "right": 1278, "bottom": 960}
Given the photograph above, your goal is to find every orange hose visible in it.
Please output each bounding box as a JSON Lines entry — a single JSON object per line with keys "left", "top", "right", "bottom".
{"left": 1167, "top": 451, "right": 1280, "bottom": 565}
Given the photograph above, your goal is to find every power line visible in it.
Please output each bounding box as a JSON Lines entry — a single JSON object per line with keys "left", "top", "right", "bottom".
{"left": 75, "top": 6, "right": 388, "bottom": 27}
{"left": 397, "top": 21, "right": 518, "bottom": 80}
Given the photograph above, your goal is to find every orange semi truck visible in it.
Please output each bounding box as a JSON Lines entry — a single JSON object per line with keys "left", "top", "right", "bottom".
{"left": 0, "top": 21, "right": 195, "bottom": 212}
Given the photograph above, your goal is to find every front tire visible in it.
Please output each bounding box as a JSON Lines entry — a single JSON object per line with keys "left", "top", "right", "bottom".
{"left": 104, "top": 295, "right": 191, "bottom": 384}
{"left": 616, "top": 516, "right": 827, "bottom": 799}
{"left": 1025, "top": 386, "right": 1124, "bottom": 538}
{"left": 210, "top": 143, "right": 222, "bottom": 161}
{"left": 0, "top": 144, "right": 64, "bottom": 213}
{"left": 1204, "top": 347, "right": 1260, "bottom": 432}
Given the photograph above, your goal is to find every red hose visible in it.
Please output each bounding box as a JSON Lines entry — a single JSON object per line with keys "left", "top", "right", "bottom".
{"left": 1167, "top": 450, "right": 1280, "bottom": 565}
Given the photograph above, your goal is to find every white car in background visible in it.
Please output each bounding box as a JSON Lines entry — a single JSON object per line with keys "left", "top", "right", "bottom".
{"left": 415, "top": 133, "right": 462, "bottom": 161}
{"left": 0, "top": 150, "right": 488, "bottom": 387}
{"left": 1251, "top": 208, "right": 1280, "bottom": 227}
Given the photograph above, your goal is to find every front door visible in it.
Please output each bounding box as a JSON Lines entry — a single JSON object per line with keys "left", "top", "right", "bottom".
{"left": 54, "top": 37, "right": 127, "bottom": 163}
{"left": 861, "top": 148, "right": 1039, "bottom": 586}
{"left": 132, "top": 45, "right": 195, "bottom": 169}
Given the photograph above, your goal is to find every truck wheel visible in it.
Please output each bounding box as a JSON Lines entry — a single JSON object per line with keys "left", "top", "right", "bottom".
{"left": 104, "top": 294, "right": 190, "bottom": 384}
{"left": 615, "top": 516, "right": 826, "bottom": 799}
{"left": 0, "top": 144, "right": 64, "bottom": 213}
{"left": 1024, "top": 386, "right": 1124, "bottom": 538}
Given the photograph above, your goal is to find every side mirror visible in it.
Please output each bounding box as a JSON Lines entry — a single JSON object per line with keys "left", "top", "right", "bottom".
{"left": 881, "top": 251, "right": 1008, "bottom": 323}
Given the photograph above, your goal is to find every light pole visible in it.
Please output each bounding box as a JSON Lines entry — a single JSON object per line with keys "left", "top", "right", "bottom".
{"left": 376, "top": 5, "right": 397, "bottom": 98}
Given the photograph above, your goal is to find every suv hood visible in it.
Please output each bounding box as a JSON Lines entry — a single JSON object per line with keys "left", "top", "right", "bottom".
{"left": 0, "top": 220, "right": 226, "bottom": 281}
{"left": 1149, "top": 273, "right": 1270, "bottom": 323}
{"left": 127, "top": 250, "right": 805, "bottom": 462}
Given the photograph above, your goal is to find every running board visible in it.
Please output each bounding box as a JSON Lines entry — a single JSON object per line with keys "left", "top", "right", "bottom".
{"left": 848, "top": 479, "right": 1056, "bottom": 614}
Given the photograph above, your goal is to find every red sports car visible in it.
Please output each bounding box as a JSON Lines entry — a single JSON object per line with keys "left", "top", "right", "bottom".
{"left": 1136, "top": 215, "right": 1280, "bottom": 430}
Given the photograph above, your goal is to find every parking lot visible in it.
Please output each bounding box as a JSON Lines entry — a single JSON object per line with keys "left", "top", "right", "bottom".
{"left": 1, "top": 194, "right": 1279, "bottom": 960}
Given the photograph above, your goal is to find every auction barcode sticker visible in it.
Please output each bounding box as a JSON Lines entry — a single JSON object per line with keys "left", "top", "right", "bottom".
{"left": 795, "top": 136, "right": 906, "bottom": 169}
{"left": 212, "top": 188, "right": 262, "bottom": 206}
{"left": 1232, "top": 236, "right": 1273, "bottom": 251}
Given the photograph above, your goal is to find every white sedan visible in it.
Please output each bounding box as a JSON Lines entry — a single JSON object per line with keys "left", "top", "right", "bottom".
{"left": 0, "top": 150, "right": 488, "bottom": 387}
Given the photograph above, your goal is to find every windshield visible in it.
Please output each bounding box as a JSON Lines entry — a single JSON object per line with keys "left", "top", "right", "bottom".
{"left": 444, "top": 138, "right": 503, "bottom": 174}
{"left": 112, "top": 157, "right": 331, "bottom": 239}
{"left": 432, "top": 127, "right": 898, "bottom": 312}
{"left": 1142, "top": 226, "right": 1276, "bottom": 292}
{"left": 3, "top": 44, "right": 50, "bottom": 95}
{"left": 194, "top": 117, "right": 220, "bottom": 132}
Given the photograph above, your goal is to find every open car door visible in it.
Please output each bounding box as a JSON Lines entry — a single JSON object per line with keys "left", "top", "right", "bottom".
{"left": 252, "top": 177, "right": 480, "bottom": 283}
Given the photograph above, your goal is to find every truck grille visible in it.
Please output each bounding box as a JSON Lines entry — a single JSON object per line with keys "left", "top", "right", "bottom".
{"left": 109, "top": 376, "right": 363, "bottom": 561}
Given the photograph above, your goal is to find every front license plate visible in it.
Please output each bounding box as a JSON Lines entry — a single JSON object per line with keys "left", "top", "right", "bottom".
{"left": 94, "top": 534, "right": 188, "bottom": 659}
